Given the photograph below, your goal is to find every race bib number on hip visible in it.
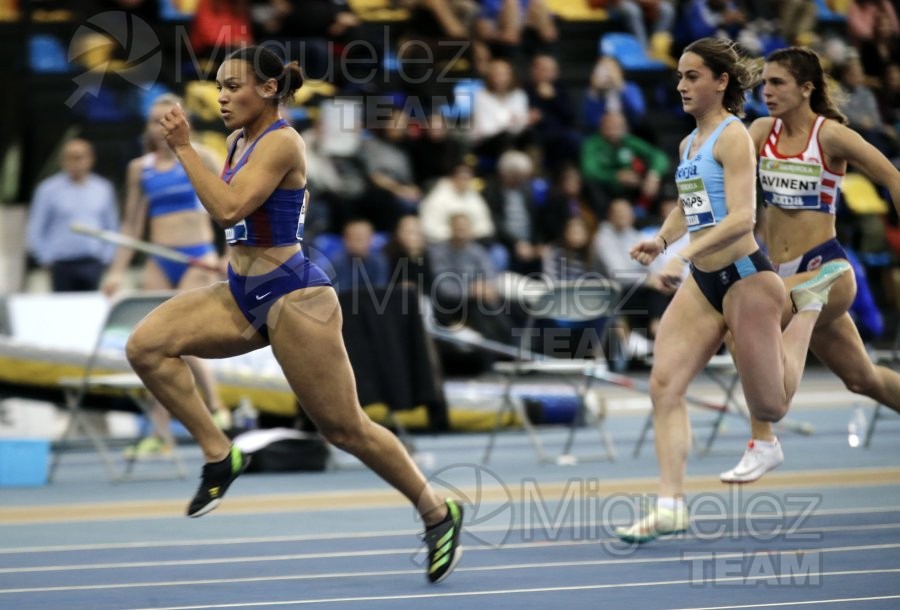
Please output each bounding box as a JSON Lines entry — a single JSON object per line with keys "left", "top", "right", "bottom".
{"left": 225, "top": 220, "right": 248, "bottom": 243}
{"left": 677, "top": 177, "right": 715, "bottom": 230}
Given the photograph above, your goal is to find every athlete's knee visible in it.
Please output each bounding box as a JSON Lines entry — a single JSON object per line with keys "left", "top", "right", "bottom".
{"left": 125, "top": 326, "right": 158, "bottom": 371}
{"left": 317, "top": 415, "right": 369, "bottom": 453}
{"left": 126, "top": 324, "right": 173, "bottom": 372}
{"left": 841, "top": 367, "right": 880, "bottom": 397}
{"left": 751, "top": 403, "right": 787, "bottom": 423}
{"left": 649, "top": 369, "right": 684, "bottom": 410}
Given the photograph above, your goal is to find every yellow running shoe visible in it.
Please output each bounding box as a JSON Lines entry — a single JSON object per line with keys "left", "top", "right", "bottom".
{"left": 211, "top": 408, "right": 232, "bottom": 431}
{"left": 123, "top": 436, "right": 173, "bottom": 461}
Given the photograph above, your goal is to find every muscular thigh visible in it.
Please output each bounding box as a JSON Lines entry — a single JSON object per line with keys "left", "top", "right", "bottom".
{"left": 652, "top": 277, "right": 727, "bottom": 392}
{"left": 134, "top": 281, "right": 268, "bottom": 359}
{"left": 264, "top": 286, "right": 363, "bottom": 427}
{"left": 723, "top": 272, "right": 786, "bottom": 395}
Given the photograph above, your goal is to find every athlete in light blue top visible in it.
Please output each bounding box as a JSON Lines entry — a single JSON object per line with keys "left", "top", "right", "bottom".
{"left": 616, "top": 37, "right": 851, "bottom": 544}
{"left": 131, "top": 46, "right": 463, "bottom": 583}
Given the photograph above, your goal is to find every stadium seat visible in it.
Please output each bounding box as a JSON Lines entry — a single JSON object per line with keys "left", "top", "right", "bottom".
{"left": 813, "top": 0, "right": 847, "bottom": 24}
{"left": 599, "top": 33, "right": 667, "bottom": 71}
{"left": 28, "top": 34, "right": 69, "bottom": 73}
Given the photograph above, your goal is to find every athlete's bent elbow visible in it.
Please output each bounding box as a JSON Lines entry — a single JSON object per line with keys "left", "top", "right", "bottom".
{"left": 215, "top": 208, "right": 244, "bottom": 228}
{"left": 732, "top": 213, "right": 755, "bottom": 236}
{"left": 212, "top": 214, "right": 234, "bottom": 229}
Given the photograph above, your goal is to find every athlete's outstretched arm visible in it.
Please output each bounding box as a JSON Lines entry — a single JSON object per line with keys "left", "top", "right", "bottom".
{"left": 823, "top": 121, "right": 900, "bottom": 216}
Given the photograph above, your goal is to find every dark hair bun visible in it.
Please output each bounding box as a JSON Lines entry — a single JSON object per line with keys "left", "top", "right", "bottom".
{"left": 226, "top": 45, "right": 304, "bottom": 102}
{"left": 279, "top": 60, "right": 304, "bottom": 101}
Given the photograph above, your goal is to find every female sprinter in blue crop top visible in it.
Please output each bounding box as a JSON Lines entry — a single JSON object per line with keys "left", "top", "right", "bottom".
{"left": 719, "top": 47, "right": 900, "bottom": 484}
{"left": 615, "top": 38, "right": 851, "bottom": 544}
{"left": 129, "top": 46, "right": 462, "bottom": 583}
{"left": 103, "top": 94, "right": 221, "bottom": 295}
{"left": 103, "top": 94, "right": 229, "bottom": 457}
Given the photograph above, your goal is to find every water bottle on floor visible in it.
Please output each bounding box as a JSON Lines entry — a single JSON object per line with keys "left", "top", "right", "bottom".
{"left": 235, "top": 397, "right": 258, "bottom": 431}
{"left": 847, "top": 405, "right": 867, "bottom": 448}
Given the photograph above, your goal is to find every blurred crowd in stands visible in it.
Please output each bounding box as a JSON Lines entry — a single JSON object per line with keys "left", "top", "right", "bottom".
{"left": 6, "top": 0, "right": 899, "bottom": 368}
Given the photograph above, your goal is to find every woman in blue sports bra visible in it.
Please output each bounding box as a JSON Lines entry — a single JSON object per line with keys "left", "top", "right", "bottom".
{"left": 102, "top": 93, "right": 229, "bottom": 456}
{"left": 721, "top": 47, "right": 900, "bottom": 484}
{"left": 616, "top": 38, "right": 851, "bottom": 544}
{"left": 128, "top": 46, "right": 463, "bottom": 583}
{"left": 103, "top": 94, "right": 221, "bottom": 295}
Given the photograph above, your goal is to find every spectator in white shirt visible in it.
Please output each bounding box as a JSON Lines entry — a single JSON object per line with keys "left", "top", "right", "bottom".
{"left": 471, "top": 58, "right": 531, "bottom": 163}
{"left": 419, "top": 163, "right": 495, "bottom": 243}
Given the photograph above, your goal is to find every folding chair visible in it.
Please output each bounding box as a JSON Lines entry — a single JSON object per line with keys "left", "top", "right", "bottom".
{"left": 483, "top": 280, "right": 621, "bottom": 465}
{"left": 633, "top": 354, "right": 744, "bottom": 458}
{"left": 49, "top": 291, "right": 187, "bottom": 482}
{"left": 633, "top": 350, "right": 816, "bottom": 457}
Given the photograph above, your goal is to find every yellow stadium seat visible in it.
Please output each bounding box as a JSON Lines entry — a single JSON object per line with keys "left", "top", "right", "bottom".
{"left": 841, "top": 172, "right": 890, "bottom": 215}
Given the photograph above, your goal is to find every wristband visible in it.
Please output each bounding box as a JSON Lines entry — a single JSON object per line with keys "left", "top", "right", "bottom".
{"left": 658, "top": 234, "right": 668, "bottom": 252}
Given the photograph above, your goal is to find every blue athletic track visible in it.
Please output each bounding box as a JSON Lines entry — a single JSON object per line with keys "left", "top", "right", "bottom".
{"left": 2, "top": 366, "right": 898, "bottom": 609}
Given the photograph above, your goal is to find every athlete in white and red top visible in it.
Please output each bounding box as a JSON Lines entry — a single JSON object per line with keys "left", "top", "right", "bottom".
{"left": 759, "top": 114, "right": 843, "bottom": 215}
{"left": 720, "top": 46, "right": 900, "bottom": 484}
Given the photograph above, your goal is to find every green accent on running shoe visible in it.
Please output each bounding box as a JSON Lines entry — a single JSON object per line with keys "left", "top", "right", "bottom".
{"left": 429, "top": 552, "right": 451, "bottom": 574}
{"left": 186, "top": 446, "right": 250, "bottom": 518}
{"left": 230, "top": 445, "right": 243, "bottom": 473}
{"left": 424, "top": 498, "right": 463, "bottom": 583}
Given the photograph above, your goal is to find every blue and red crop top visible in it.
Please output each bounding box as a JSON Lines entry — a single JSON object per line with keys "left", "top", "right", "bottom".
{"left": 220, "top": 118, "right": 307, "bottom": 246}
{"left": 141, "top": 155, "right": 204, "bottom": 218}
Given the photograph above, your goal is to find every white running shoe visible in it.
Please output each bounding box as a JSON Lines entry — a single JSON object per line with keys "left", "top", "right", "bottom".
{"left": 790, "top": 260, "right": 851, "bottom": 313}
{"left": 615, "top": 501, "right": 690, "bottom": 543}
{"left": 720, "top": 438, "right": 784, "bottom": 484}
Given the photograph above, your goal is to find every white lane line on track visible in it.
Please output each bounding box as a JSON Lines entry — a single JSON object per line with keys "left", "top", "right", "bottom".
{"left": 1, "top": 542, "right": 899, "bottom": 594}
{"left": 1, "top": 504, "right": 897, "bottom": 555}
{"left": 1, "top": 522, "right": 899, "bottom": 575}
{"left": 106, "top": 571, "right": 899, "bottom": 609}
{"left": 668, "top": 596, "right": 900, "bottom": 609}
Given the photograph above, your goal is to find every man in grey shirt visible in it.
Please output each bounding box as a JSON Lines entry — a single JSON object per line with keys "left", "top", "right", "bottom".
{"left": 429, "top": 213, "right": 513, "bottom": 359}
